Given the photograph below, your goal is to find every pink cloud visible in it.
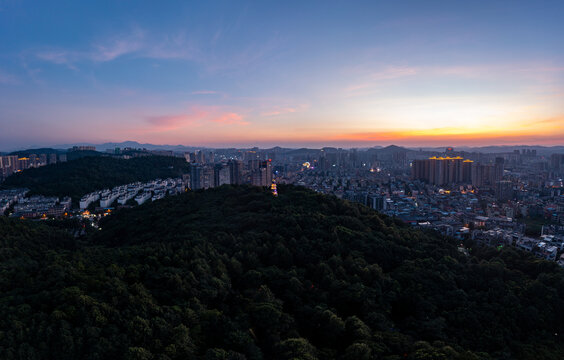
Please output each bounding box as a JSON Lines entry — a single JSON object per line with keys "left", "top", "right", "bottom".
{"left": 146, "top": 109, "right": 208, "bottom": 131}
{"left": 262, "top": 108, "right": 296, "bottom": 116}
{"left": 343, "top": 83, "right": 373, "bottom": 93}
{"left": 211, "top": 112, "right": 248, "bottom": 125}
{"left": 145, "top": 107, "right": 247, "bottom": 132}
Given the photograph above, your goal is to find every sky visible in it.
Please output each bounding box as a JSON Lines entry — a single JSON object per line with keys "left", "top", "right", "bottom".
{"left": 1, "top": 0, "right": 564, "bottom": 150}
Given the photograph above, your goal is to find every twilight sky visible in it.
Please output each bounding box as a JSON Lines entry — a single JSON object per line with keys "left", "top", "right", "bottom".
{"left": 1, "top": 0, "right": 564, "bottom": 150}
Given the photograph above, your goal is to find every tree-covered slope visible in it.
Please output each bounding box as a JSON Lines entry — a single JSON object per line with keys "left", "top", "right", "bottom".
{"left": 1, "top": 156, "right": 190, "bottom": 200}
{"left": 1, "top": 185, "right": 564, "bottom": 359}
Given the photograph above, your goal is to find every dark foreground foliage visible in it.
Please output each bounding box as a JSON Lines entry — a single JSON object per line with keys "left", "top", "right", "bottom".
{"left": 1, "top": 185, "right": 564, "bottom": 359}
{"left": 1, "top": 156, "right": 190, "bottom": 200}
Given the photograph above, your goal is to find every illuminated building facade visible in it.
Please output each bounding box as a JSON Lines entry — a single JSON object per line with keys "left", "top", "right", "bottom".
{"left": 412, "top": 157, "right": 473, "bottom": 185}
{"left": 0, "top": 154, "right": 60, "bottom": 180}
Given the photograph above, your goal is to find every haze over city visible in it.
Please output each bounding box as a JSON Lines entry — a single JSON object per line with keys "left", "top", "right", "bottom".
{"left": 1, "top": 0, "right": 563, "bottom": 150}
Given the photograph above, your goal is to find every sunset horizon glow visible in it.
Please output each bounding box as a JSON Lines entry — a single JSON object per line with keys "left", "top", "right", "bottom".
{"left": 1, "top": 1, "right": 563, "bottom": 150}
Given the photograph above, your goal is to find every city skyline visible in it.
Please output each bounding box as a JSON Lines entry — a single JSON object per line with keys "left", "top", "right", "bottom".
{"left": 1, "top": 1, "right": 564, "bottom": 149}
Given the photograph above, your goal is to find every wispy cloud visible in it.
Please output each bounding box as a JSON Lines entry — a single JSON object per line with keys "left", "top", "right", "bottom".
{"left": 201, "top": 35, "right": 282, "bottom": 74}
{"left": 35, "top": 50, "right": 71, "bottom": 64}
{"left": 143, "top": 32, "right": 201, "bottom": 60}
{"left": 30, "top": 25, "right": 280, "bottom": 78}
{"left": 344, "top": 66, "right": 418, "bottom": 94}
{"left": 0, "top": 70, "right": 19, "bottom": 84}
{"left": 191, "top": 90, "right": 218, "bottom": 95}
{"left": 261, "top": 104, "right": 309, "bottom": 117}
{"left": 33, "top": 28, "right": 197, "bottom": 67}
{"left": 91, "top": 32, "right": 145, "bottom": 62}
{"left": 371, "top": 66, "right": 418, "bottom": 80}
{"left": 343, "top": 62, "right": 564, "bottom": 97}
{"left": 262, "top": 108, "right": 297, "bottom": 117}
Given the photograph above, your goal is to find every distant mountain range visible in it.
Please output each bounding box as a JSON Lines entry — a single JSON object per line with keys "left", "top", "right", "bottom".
{"left": 3, "top": 141, "right": 564, "bottom": 155}
{"left": 410, "top": 145, "right": 564, "bottom": 155}
{"left": 53, "top": 141, "right": 206, "bottom": 152}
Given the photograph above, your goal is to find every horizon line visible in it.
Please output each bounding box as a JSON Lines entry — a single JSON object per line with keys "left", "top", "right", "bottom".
{"left": 2, "top": 141, "right": 564, "bottom": 153}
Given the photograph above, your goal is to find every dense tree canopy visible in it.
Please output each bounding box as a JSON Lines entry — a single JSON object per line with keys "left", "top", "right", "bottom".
{"left": 1, "top": 185, "right": 563, "bottom": 359}
{"left": 1, "top": 156, "right": 190, "bottom": 201}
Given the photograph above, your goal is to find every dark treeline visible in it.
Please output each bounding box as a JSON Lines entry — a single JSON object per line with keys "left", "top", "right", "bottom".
{"left": 0, "top": 156, "right": 190, "bottom": 200}
{"left": 1, "top": 185, "right": 564, "bottom": 359}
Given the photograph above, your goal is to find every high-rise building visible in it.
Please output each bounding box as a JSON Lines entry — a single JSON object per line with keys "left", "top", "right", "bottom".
{"left": 29, "top": 154, "right": 38, "bottom": 167}
{"left": 206, "top": 152, "right": 215, "bottom": 164}
{"left": 214, "top": 164, "right": 230, "bottom": 187}
{"left": 228, "top": 160, "right": 244, "bottom": 185}
{"left": 5, "top": 155, "right": 19, "bottom": 174}
{"left": 471, "top": 162, "right": 483, "bottom": 187}
{"left": 495, "top": 180, "right": 513, "bottom": 202}
{"left": 251, "top": 160, "right": 272, "bottom": 187}
{"left": 194, "top": 150, "right": 205, "bottom": 164}
{"left": 494, "top": 157, "right": 504, "bottom": 181}
{"left": 17, "top": 157, "right": 30, "bottom": 170}
{"left": 368, "top": 194, "right": 385, "bottom": 211}
{"left": 202, "top": 166, "right": 214, "bottom": 189}
{"left": 411, "top": 156, "right": 467, "bottom": 185}
{"left": 462, "top": 160, "right": 473, "bottom": 183}
{"left": 190, "top": 165, "right": 204, "bottom": 190}
{"left": 550, "top": 154, "right": 564, "bottom": 173}
{"left": 470, "top": 163, "right": 501, "bottom": 188}
{"left": 262, "top": 160, "right": 273, "bottom": 186}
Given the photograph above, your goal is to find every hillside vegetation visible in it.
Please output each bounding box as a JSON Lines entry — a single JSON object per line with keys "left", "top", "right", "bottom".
{"left": 1, "top": 156, "right": 190, "bottom": 200}
{"left": 0, "top": 185, "right": 563, "bottom": 359}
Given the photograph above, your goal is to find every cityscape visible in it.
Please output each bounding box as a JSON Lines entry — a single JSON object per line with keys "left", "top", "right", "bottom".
{"left": 2, "top": 144, "right": 564, "bottom": 267}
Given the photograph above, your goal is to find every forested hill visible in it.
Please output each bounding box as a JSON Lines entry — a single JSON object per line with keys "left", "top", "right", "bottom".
{"left": 2, "top": 186, "right": 564, "bottom": 359}
{"left": 0, "top": 156, "right": 190, "bottom": 200}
